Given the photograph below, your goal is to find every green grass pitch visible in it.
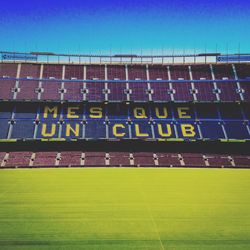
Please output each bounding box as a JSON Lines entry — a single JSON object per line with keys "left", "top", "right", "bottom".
{"left": 0, "top": 168, "right": 250, "bottom": 250}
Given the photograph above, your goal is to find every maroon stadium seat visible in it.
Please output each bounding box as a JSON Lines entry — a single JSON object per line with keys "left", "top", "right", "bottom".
{"left": 133, "top": 152, "right": 155, "bottom": 167}
{"left": 155, "top": 152, "right": 181, "bottom": 167}
{"left": 191, "top": 65, "right": 217, "bottom": 101}
{"left": 0, "top": 63, "right": 17, "bottom": 100}
{"left": 59, "top": 151, "right": 82, "bottom": 167}
{"left": 84, "top": 152, "right": 106, "bottom": 166}
{"left": 86, "top": 65, "right": 105, "bottom": 101}
{"left": 128, "top": 65, "right": 149, "bottom": 101}
{"left": 109, "top": 152, "right": 130, "bottom": 166}
{"left": 64, "top": 65, "right": 84, "bottom": 101}
{"left": 148, "top": 65, "right": 171, "bottom": 101}
{"left": 107, "top": 65, "right": 127, "bottom": 101}
{"left": 232, "top": 155, "right": 250, "bottom": 168}
{"left": 40, "top": 64, "right": 62, "bottom": 101}
{"left": 205, "top": 154, "right": 232, "bottom": 167}
{"left": 5, "top": 151, "right": 32, "bottom": 167}
{"left": 181, "top": 153, "right": 206, "bottom": 167}
{"left": 33, "top": 152, "right": 57, "bottom": 167}
{"left": 170, "top": 65, "right": 193, "bottom": 101}
{"left": 17, "top": 64, "right": 40, "bottom": 100}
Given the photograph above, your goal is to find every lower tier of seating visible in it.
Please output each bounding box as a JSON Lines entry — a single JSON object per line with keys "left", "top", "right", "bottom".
{"left": 0, "top": 151, "right": 249, "bottom": 168}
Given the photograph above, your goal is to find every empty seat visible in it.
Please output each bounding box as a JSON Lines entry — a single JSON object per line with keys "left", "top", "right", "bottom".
{"left": 148, "top": 65, "right": 168, "bottom": 80}
{"left": 107, "top": 65, "right": 127, "bottom": 101}
{"left": 181, "top": 153, "right": 206, "bottom": 167}
{"left": 0, "top": 119, "right": 10, "bottom": 139}
{"left": 133, "top": 152, "right": 155, "bottom": 167}
{"left": 232, "top": 155, "right": 250, "bottom": 168}
{"left": 86, "top": 65, "right": 105, "bottom": 101}
{"left": 108, "top": 82, "right": 127, "bottom": 101}
{"left": 86, "top": 82, "right": 105, "bottom": 101}
{"left": 17, "top": 64, "right": 40, "bottom": 100}
{"left": 33, "top": 152, "right": 57, "bottom": 167}
{"left": 217, "top": 82, "right": 241, "bottom": 101}
{"left": 40, "top": 64, "right": 62, "bottom": 101}
{"left": 64, "top": 65, "right": 84, "bottom": 101}
{"left": 151, "top": 81, "right": 171, "bottom": 101}
{"left": 64, "top": 82, "right": 83, "bottom": 101}
{"left": 205, "top": 155, "right": 232, "bottom": 167}
{"left": 170, "top": 65, "right": 193, "bottom": 101}
{"left": 156, "top": 153, "right": 181, "bottom": 167}
{"left": 235, "top": 64, "right": 250, "bottom": 101}
{"left": 148, "top": 65, "right": 171, "bottom": 102}
{"left": 0, "top": 63, "right": 17, "bottom": 100}
{"left": 41, "top": 81, "right": 61, "bottom": 100}
{"left": 240, "top": 82, "right": 250, "bottom": 101}
{"left": 84, "top": 152, "right": 106, "bottom": 166}
{"left": 109, "top": 152, "right": 130, "bottom": 166}
{"left": 128, "top": 65, "right": 148, "bottom": 101}
{"left": 5, "top": 151, "right": 32, "bottom": 167}
{"left": 59, "top": 151, "right": 82, "bottom": 167}
{"left": 235, "top": 64, "right": 250, "bottom": 79}
{"left": 213, "top": 64, "right": 234, "bottom": 79}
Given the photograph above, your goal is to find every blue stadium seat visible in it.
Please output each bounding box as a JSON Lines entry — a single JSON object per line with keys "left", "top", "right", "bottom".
{"left": 85, "top": 119, "right": 106, "bottom": 139}
{"left": 0, "top": 119, "right": 9, "bottom": 139}
{"left": 224, "top": 121, "right": 250, "bottom": 140}
{"left": 11, "top": 120, "right": 35, "bottom": 139}
{"left": 200, "top": 121, "right": 225, "bottom": 140}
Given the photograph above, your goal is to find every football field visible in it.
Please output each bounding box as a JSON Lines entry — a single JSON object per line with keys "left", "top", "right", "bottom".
{"left": 0, "top": 168, "right": 250, "bottom": 250}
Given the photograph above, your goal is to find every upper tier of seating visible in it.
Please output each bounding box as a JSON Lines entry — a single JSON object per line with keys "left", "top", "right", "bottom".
{"left": 0, "top": 63, "right": 249, "bottom": 103}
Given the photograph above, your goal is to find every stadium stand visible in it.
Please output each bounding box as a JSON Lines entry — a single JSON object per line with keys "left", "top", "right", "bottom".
{"left": 180, "top": 153, "right": 206, "bottom": 167}
{"left": 0, "top": 151, "right": 249, "bottom": 168}
{"left": 64, "top": 65, "right": 84, "bottom": 101}
{"left": 1, "top": 62, "right": 250, "bottom": 103}
{"left": 155, "top": 152, "right": 182, "bottom": 167}
{"left": 191, "top": 65, "right": 216, "bottom": 101}
{"left": 204, "top": 154, "right": 233, "bottom": 168}
{"left": 0, "top": 63, "right": 18, "bottom": 100}
{"left": 233, "top": 155, "right": 250, "bottom": 168}
{"left": 0, "top": 51, "right": 250, "bottom": 168}
{"left": 133, "top": 152, "right": 155, "bottom": 167}
{"left": 32, "top": 152, "right": 57, "bottom": 167}
{"left": 4, "top": 151, "right": 32, "bottom": 168}
{"left": 109, "top": 152, "right": 130, "bottom": 167}
{"left": 0, "top": 102, "right": 249, "bottom": 141}
{"left": 107, "top": 65, "right": 127, "bottom": 101}
{"left": 84, "top": 152, "right": 106, "bottom": 167}
{"left": 59, "top": 151, "right": 82, "bottom": 167}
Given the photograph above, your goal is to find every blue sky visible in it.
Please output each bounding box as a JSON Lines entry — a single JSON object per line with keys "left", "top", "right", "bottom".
{"left": 0, "top": 0, "right": 249, "bottom": 54}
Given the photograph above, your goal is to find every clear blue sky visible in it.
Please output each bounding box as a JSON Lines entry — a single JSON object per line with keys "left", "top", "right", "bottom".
{"left": 0, "top": 0, "right": 249, "bottom": 54}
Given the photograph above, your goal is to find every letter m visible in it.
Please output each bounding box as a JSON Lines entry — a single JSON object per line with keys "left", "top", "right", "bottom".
{"left": 43, "top": 106, "right": 58, "bottom": 118}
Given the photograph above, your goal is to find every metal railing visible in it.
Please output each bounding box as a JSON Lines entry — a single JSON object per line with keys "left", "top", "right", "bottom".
{"left": 1, "top": 51, "right": 250, "bottom": 64}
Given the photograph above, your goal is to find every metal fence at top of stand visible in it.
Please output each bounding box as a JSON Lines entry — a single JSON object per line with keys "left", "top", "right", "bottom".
{"left": 1, "top": 51, "right": 250, "bottom": 64}
{"left": 0, "top": 77, "right": 250, "bottom": 84}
